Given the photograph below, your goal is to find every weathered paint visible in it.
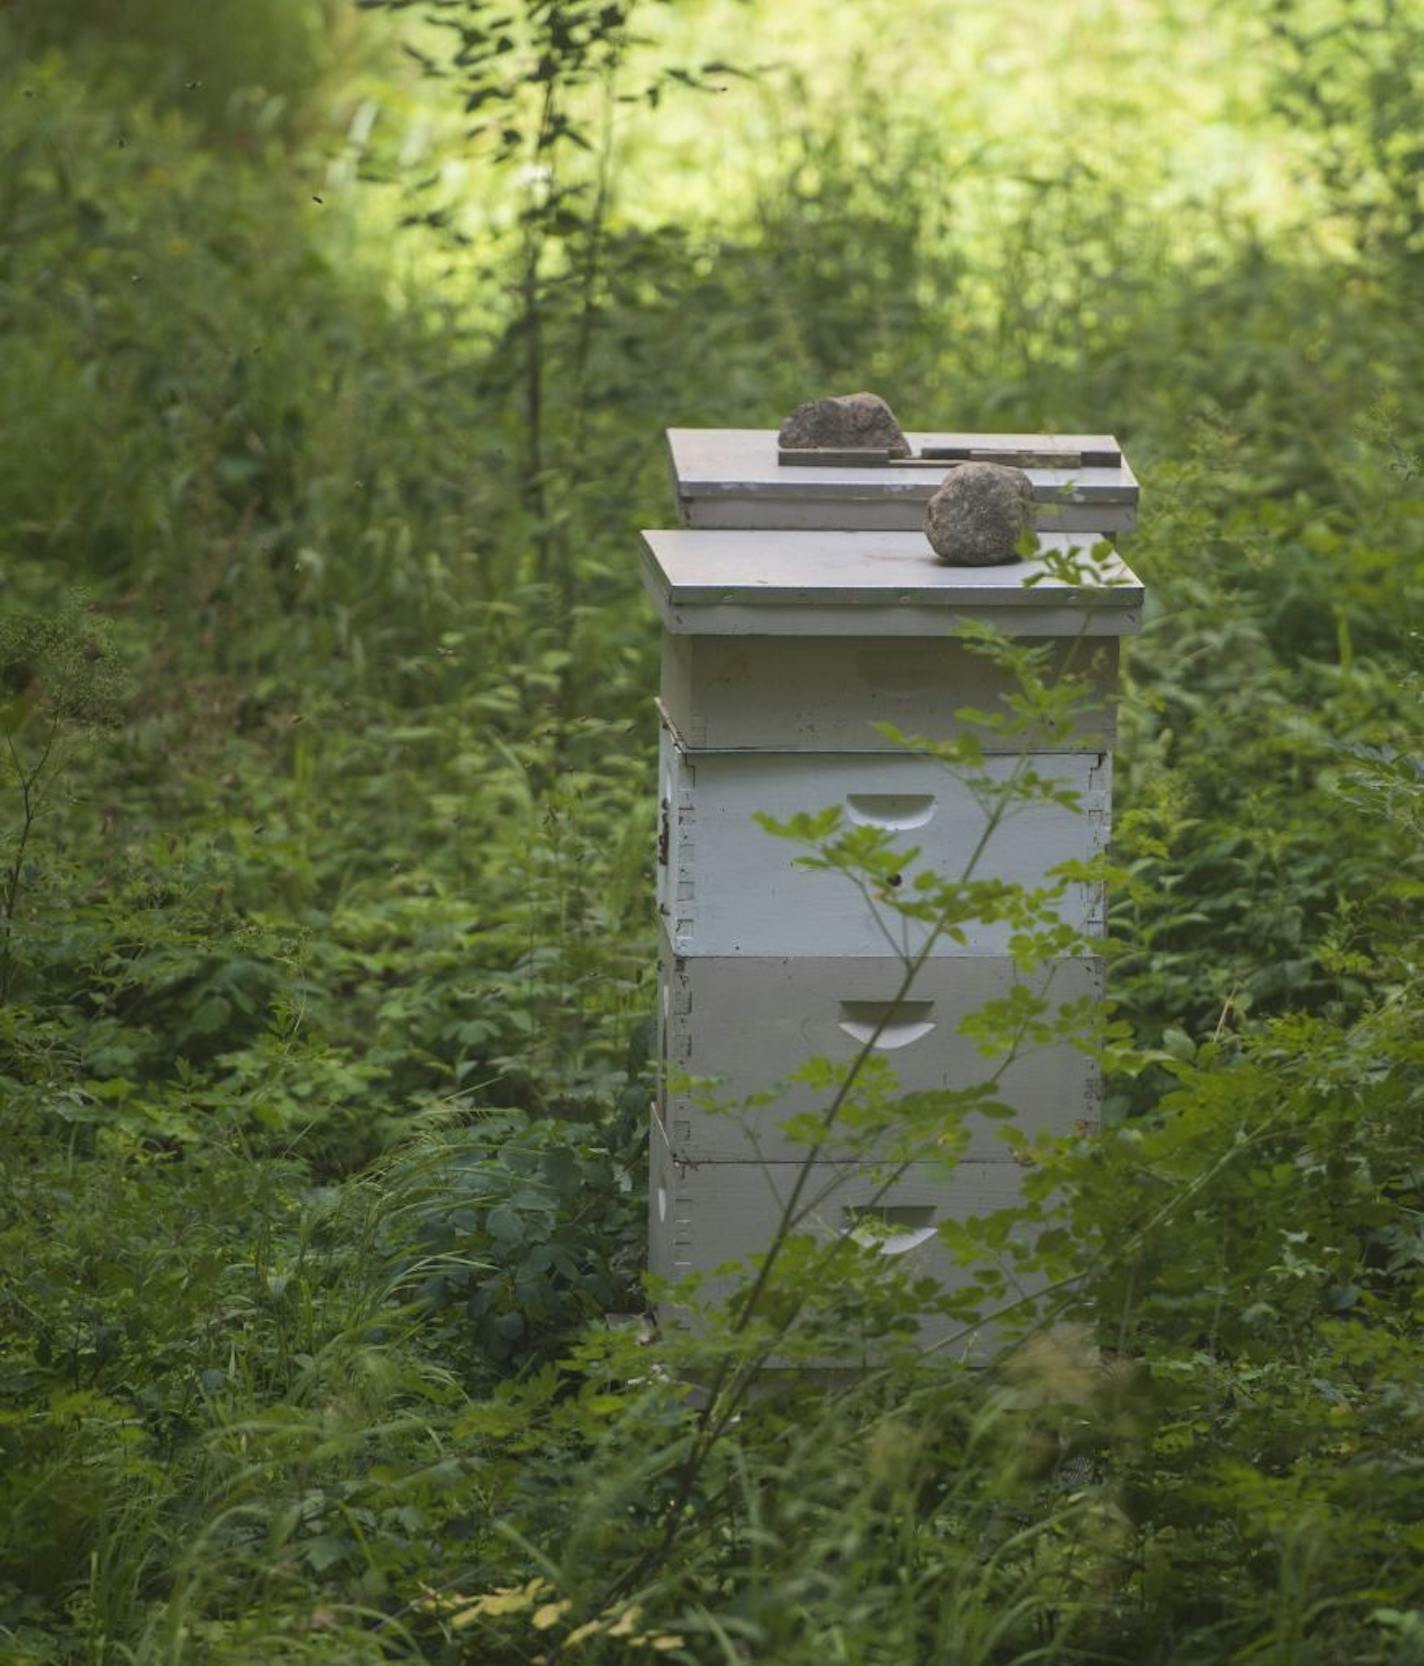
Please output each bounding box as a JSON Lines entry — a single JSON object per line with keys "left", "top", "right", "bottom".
{"left": 641, "top": 528, "right": 1144, "bottom": 639}
{"left": 667, "top": 427, "right": 1139, "bottom": 533}
{"left": 656, "top": 721, "right": 1110, "bottom": 958}
{"left": 659, "top": 633, "right": 1121, "bottom": 753}
{"left": 648, "top": 1112, "right": 1040, "bottom": 1361}
{"left": 656, "top": 943, "right": 1103, "bottom": 1164}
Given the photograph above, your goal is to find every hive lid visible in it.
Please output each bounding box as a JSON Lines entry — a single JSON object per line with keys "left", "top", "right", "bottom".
{"left": 641, "top": 528, "right": 1145, "bottom": 638}
{"left": 667, "top": 427, "right": 1139, "bottom": 533}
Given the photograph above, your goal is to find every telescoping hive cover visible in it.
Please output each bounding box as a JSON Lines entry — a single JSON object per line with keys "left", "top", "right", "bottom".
{"left": 666, "top": 427, "right": 1140, "bottom": 534}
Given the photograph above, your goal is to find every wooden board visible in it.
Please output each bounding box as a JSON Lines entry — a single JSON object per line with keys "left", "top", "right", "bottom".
{"left": 659, "top": 633, "right": 1120, "bottom": 753}
{"left": 648, "top": 1121, "right": 1040, "bottom": 1361}
{"left": 640, "top": 529, "right": 1144, "bottom": 639}
{"left": 657, "top": 943, "right": 1102, "bottom": 1164}
{"left": 667, "top": 427, "right": 1139, "bottom": 534}
{"left": 656, "top": 725, "right": 1110, "bottom": 958}
{"left": 779, "top": 444, "right": 1123, "bottom": 469}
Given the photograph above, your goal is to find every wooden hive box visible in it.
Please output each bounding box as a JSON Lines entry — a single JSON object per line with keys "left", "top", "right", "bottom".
{"left": 641, "top": 527, "right": 1141, "bottom": 755}
{"left": 655, "top": 941, "right": 1104, "bottom": 1166}
{"left": 655, "top": 714, "right": 1111, "bottom": 958}
{"left": 666, "top": 427, "right": 1139, "bottom": 533}
{"left": 642, "top": 425, "right": 1144, "bottom": 1362}
{"left": 649, "top": 1107, "right": 1038, "bottom": 1362}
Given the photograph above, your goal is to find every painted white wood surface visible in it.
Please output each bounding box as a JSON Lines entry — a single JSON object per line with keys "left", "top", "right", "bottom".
{"left": 640, "top": 530, "right": 1143, "bottom": 639}
{"left": 657, "top": 946, "right": 1102, "bottom": 1163}
{"left": 660, "top": 634, "right": 1120, "bottom": 753}
{"left": 657, "top": 598, "right": 1138, "bottom": 639}
{"left": 648, "top": 1123, "right": 1037, "bottom": 1358}
{"left": 657, "top": 727, "right": 1109, "bottom": 958}
{"left": 680, "top": 496, "right": 1134, "bottom": 534}
{"left": 667, "top": 428, "right": 1139, "bottom": 533}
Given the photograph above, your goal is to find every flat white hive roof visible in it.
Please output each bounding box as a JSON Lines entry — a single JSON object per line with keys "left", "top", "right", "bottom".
{"left": 667, "top": 428, "right": 1140, "bottom": 532}
{"left": 641, "top": 528, "right": 1144, "bottom": 638}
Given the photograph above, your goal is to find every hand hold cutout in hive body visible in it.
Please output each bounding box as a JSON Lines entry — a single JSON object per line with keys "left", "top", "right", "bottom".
{"left": 836, "top": 1000, "right": 936, "bottom": 1050}
{"left": 844, "top": 792, "right": 936, "bottom": 830}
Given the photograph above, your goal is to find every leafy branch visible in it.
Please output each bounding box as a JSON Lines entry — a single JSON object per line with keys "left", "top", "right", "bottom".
{"left": 0, "top": 599, "right": 126, "bottom": 1005}
{"left": 358, "top": 0, "right": 744, "bottom": 625}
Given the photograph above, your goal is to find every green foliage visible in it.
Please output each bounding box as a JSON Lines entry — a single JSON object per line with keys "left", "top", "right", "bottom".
{"left": 1, "top": 595, "right": 128, "bottom": 1003}
{"left": 371, "top": 1113, "right": 645, "bottom": 1371}
{"left": 1108, "top": 415, "right": 1424, "bottom": 1104}
{"left": 1253, "top": 0, "right": 1424, "bottom": 263}
{"left": 7, "top": 0, "right": 359, "bottom": 141}
{"left": 356, "top": 0, "right": 740, "bottom": 649}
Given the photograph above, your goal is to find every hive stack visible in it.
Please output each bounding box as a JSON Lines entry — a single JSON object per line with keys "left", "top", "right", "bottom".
{"left": 642, "top": 427, "right": 1145, "bottom": 1358}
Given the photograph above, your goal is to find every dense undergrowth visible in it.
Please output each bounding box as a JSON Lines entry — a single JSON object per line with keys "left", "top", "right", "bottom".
{"left": 1, "top": 1, "right": 1422, "bottom": 1661}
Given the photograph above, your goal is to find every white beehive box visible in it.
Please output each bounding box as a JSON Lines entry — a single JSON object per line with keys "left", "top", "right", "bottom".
{"left": 641, "top": 528, "right": 1143, "bottom": 639}
{"left": 642, "top": 423, "right": 1143, "bottom": 1362}
{"left": 659, "top": 631, "right": 1121, "bottom": 754}
{"left": 656, "top": 946, "right": 1102, "bottom": 1165}
{"left": 642, "top": 527, "right": 1142, "bottom": 758}
{"left": 656, "top": 719, "right": 1109, "bottom": 958}
{"left": 667, "top": 428, "right": 1139, "bottom": 533}
{"left": 648, "top": 1112, "right": 1037, "bottom": 1360}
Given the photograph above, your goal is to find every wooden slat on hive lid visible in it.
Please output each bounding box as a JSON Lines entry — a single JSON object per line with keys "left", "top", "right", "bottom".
{"left": 778, "top": 447, "right": 898, "bottom": 467}
{"left": 778, "top": 444, "right": 1125, "bottom": 469}
{"left": 923, "top": 442, "right": 1123, "bottom": 468}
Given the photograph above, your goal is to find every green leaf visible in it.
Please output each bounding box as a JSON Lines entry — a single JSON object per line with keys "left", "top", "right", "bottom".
{"left": 485, "top": 1203, "right": 525, "bottom": 1243}
{"left": 1160, "top": 1027, "right": 1196, "bottom": 1062}
{"left": 302, "top": 1535, "right": 353, "bottom": 1573}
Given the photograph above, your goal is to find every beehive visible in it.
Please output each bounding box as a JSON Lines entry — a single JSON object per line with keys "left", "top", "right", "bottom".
{"left": 643, "top": 426, "right": 1145, "bottom": 1358}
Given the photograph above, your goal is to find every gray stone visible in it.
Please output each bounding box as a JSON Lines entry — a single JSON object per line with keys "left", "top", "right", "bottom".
{"left": 777, "top": 392, "right": 911, "bottom": 457}
{"left": 924, "top": 462, "right": 1035, "bottom": 565}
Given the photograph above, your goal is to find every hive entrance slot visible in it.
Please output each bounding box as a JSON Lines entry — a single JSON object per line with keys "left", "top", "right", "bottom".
{"left": 844, "top": 1205, "right": 938, "bottom": 1255}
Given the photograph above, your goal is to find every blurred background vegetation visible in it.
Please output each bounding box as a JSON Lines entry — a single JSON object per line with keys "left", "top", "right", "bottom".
{"left": 0, "top": 0, "right": 1421, "bottom": 1661}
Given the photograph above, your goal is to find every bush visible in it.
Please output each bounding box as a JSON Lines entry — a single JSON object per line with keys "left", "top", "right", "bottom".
{"left": 6, "top": 0, "right": 359, "bottom": 141}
